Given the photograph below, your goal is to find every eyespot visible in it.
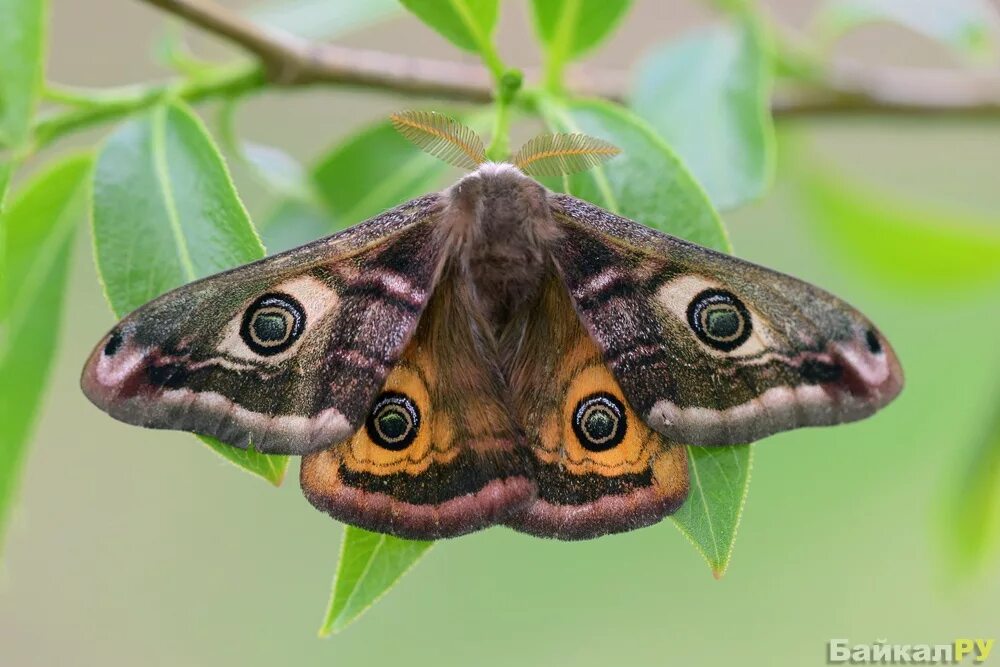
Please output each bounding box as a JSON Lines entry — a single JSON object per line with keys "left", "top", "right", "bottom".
{"left": 572, "top": 393, "right": 627, "bottom": 452}
{"left": 687, "top": 289, "right": 752, "bottom": 352}
{"left": 366, "top": 392, "right": 420, "bottom": 451}
{"left": 239, "top": 293, "right": 305, "bottom": 356}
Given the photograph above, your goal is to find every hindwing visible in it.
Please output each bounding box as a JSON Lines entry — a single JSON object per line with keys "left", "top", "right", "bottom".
{"left": 300, "top": 263, "right": 537, "bottom": 539}
{"left": 503, "top": 274, "right": 689, "bottom": 539}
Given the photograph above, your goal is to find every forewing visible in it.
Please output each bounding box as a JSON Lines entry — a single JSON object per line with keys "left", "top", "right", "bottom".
{"left": 549, "top": 193, "right": 904, "bottom": 446}
{"left": 300, "top": 264, "right": 537, "bottom": 540}
{"left": 81, "top": 194, "right": 448, "bottom": 454}
{"left": 502, "top": 274, "right": 689, "bottom": 540}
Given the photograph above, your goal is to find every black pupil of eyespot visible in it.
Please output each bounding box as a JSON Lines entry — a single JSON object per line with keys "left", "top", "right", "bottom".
{"left": 253, "top": 313, "right": 287, "bottom": 342}
{"left": 584, "top": 409, "right": 615, "bottom": 440}
{"left": 377, "top": 408, "right": 409, "bottom": 440}
{"left": 705, "top": 307, "right": 740, "bottom": 339}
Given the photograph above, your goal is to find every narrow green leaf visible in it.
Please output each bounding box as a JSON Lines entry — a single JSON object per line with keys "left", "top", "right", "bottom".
{"left": 0, "top": 160, "right": 11, "bottom": 206}
{"left": 531, "top": 0, "right": 632, "bottom": 59}
{"left": 217, "top": 98, "right": 313, "bottom": 201}
{"left": 266, "top": 111, "right": 497, "bottom": 254}
{"left": 399, "top": 0, "right": 498, "bottom": 54}
{"left": 320, "top": 526, "right": 433, "bottom": 636}
{"left": 671, "top": 446, "right": 752, "bottom": 577}
{"left": 259, "top": 198, "right": 335, "bottom": 255}
{"left": 199, "top": 436, "right": 287, "bottom": 486}
{"left": 243, "top": 141, "right": 311, "bottom": 199}
{"left": 946, "top": 402, "right": 1000, "bottom": 574}
{"left": 816, "top": 0, "right": 1000, "bottom": 60}
{"left": 632, "top": 18, "right": 774, "bottom": 211}
{"left": 789, "top": 154, "right": 1000, "bottom": 291}
{"left": 0, "top": 155, "right": 92, "bottom": 550}
{"left": 92, "top": 101, "right": 289, "bottom": 485}
{"left": 314, "top": 118, "right": 451, "bottom": 225}
{"left": 537, "top": 96, "right": 730, "bottom": 249}
{"left": 261, "top": 113, "right": 466, "bottom": 252}
{"left": 248, "top": 0, "right": 400, "bottom": 40}
{"left": 537, "top": 96, "right": 749, "bottom": 575}
{"left": 0, "top": 0, "right": 48, "bottom": 149}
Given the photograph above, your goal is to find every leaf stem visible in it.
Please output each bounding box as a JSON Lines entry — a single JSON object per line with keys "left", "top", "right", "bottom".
{"left": 485, "top": 69, "right": 523, "bottom": 161}
{"left": 485, "top": 97, "right": 511, "bottom": 161}
{"left": 33, "top": 64, "right": 264, "bottom": 150}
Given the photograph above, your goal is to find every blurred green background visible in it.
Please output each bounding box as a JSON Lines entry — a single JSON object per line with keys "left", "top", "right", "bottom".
{"left": 2, "top": 1, "right": 1000, "bottom": 665}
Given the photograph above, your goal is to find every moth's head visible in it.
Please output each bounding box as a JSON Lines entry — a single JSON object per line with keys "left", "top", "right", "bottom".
{"left": 389, "top": 110, "right": 620, "bottom": 180}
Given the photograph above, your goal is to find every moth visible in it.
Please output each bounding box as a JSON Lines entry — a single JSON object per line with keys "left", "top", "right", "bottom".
{"left": 82, "top": 111, "right": 903, "bottom": 540}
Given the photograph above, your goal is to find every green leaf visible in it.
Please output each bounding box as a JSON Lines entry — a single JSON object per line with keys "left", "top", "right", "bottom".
{"left": 248, "top": 0, "right": 400, "bottom": 40}
{"left": 261, "top": 117, "right": 453, "bottom": 253}
{"left": 0, "top": 155, "right": 92, "bottom": 550}
{"left": 946, "top": 403, "right": 1000, "bottom": 574}
{"left": 789, "top": 153, "right": 1000, "bottom": 291}
{"left": 217, "top": 99, "right": 313, "bottom": 201}
{"left": 199, "top": 436, "right": 287, "bottom": 486}
{"left": 244, "top": 141, "right": 311, "bottom": 199}
{"left": 399, "top": 0, "right": 498, "bottom": 54}
{"left": 0, "top": 0, "right": 48, "bottom": 149}
{"left": 92, "top": 101, "right": 289, "bottom": 486}
{"left": 259, "top": 198, "right": 335, "bottom": 255}
{"left": 0, "top": 160, "right": 11, "bottom": 206}
{"left": 536, "top": 96, "right": 749, "bottom": 575}
{"left": 537, "top": 96, "right": 730, "bottom": 249}
{"left": 264, "top": 103, "right": 496, "bottom": 257}
{"left": 313, "top": 119, "right": 451, "bottom": 225}
{"left": 532, "top": 0, "right": 632, "bottom": 90}
{"left": 946, "top": 403, "right": 1000, "bottom": 575}
{"left": 531, "top": 0, "right": 632, "bottom": 59}
{"left": 632, "top": 18, "right": 774, "bottom": 211}
{"left": 816, "top": 0, "right": 1000, "bottom": 60}
{"left": 264, "top": 109, "right": 498, "bottom": 254}
{"left": 671, "top": 446, "right": 752, "bottom": 577}
{"left": 319, "top": 526, "right": 433, "bottom": 635}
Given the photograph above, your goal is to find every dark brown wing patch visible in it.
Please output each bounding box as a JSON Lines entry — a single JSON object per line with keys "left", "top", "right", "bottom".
{"left": 301, "top": 265, "right": 536, "bottom": 540}
{"left": 502, "top": 275, "right": 689, "bottom": 540}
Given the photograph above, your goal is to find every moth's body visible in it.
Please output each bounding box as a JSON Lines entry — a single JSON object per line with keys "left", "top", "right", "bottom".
{"left": 82, "top": 160, "right": 903, "bottom": 541}
{"left": 443, "top": 163, "right": 555, "bottom": 331}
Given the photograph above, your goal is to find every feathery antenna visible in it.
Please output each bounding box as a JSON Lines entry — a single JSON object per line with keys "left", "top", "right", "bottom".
{"left": 390, "top": 110, "right": 487, "bottom": 170}
{"left": 512, "top": 133, "right": 621, "bottom": 178}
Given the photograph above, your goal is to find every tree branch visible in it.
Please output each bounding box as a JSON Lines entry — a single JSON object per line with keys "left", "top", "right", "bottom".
{"left": 774, "top": 62, "right": 1000, "bottom": 117}
{"left": 32, "top": 0, "right": 1000, "bottom": 150}
{"left": 142, "top": 0, "right": 497, "bottom": 99}
{"left": 143, "top": 0, "right": 1000, "bottom": 116}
